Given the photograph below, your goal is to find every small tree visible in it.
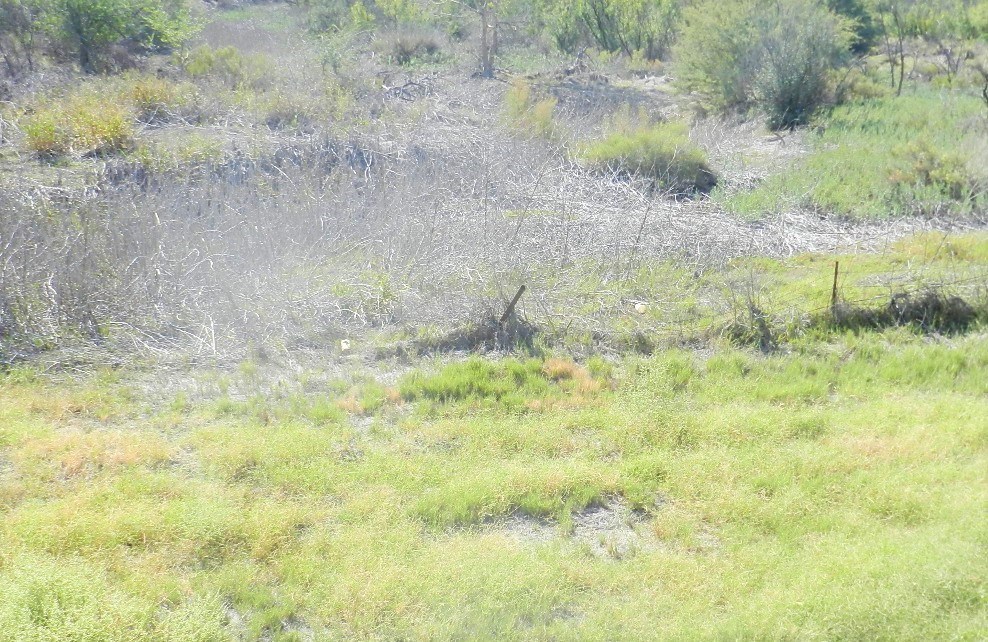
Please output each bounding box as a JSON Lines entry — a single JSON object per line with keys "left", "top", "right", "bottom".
{"left": 49, "top": 0, "right": 197, "bottom": 73}
{"left": 0, "top": 0, "right": 43, "bottom": 77}
{"left": 56, "top": 0, "right": 132, "bottom": 72}
{"left": 581, "top": 0, "right": 681, "bottom": 60}
{"left": 826, "top": 0, "right": 877, "bottom": 53}
{"left": 873, "top": 0, "right": 906, "bottom": 95}
{"left": 534, "top": 0, "right": 682, "bottom": 60}
{"left": 452, "top": 0, "right": 502, "bottom": 77}
{"left": 675, "top": 0, "right": 851, "bottom": 129}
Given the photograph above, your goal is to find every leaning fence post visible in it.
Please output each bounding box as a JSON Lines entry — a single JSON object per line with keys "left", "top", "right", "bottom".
{"left": 496, "top": 285, "right": 527, "bottom": 350}
{"left": 500, "top": 285, "right": 527, "bottom": 324}
{"left": 830, "top": 261, "right": 840, "bottom": 313}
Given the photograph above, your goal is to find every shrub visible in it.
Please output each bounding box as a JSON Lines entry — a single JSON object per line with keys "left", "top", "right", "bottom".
{"left": 381, "top": 28, "right": 442, "bottom": 65}
{"left": 583, "top": 120, "right": 716, "bottom": 193}
{"left": 535, "top": 0, "right": 683, "bottom": 60}
{"left": 304, "top": 0, "right": 436, "bottom": 31}
{"left": 24, "top": 94, "right": 134, "bottom": 158}
{"left": 177, "top": 45, "right": 274, "bottom": 90}
{"left": 969, "top": 1, "right": 988, "bottom": 36}
{"left": 826, "top": 0, "right": 877, "bottom": 52}
{"left": 47, "top": 0, "right": 199, "bottom": 73}
{"left": 675, "top": 0, "right": 851, "bottom": 129}
{"left": 122, "top": 74, "right": 195, "bottom": 122}
{"left": 889, "top": 139, "right": 972, "bottom": 202}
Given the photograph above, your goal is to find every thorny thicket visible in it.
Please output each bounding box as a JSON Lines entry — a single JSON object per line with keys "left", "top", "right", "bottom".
{"left": 0, "top": 77, "right": 973, "bottom": 361}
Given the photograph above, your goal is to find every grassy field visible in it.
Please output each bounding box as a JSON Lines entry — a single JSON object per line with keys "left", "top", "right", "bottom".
{"left": 2, "top": 249, "right": 986, "bottom": 640}
{"left": 720, "top": 91, "right": 988, "bottom": 219}
{"left": 2, "top": 2, "right": 988, "bottom": 640}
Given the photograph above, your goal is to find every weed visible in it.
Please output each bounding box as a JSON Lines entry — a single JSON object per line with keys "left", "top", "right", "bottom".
{"left": 122, "top": 74, "right": 196, "bottom": 123}
{"left": 504, "top": 79, "right": 559, "bottom": 140}
{"left": 380, "top": 29, "right": 444, "bottom": 66}
{"left": 178, "top": 45, "right": 275, "bottom": 91}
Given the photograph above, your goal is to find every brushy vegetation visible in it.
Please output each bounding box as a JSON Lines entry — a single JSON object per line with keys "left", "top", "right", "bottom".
{"left": 0, "top": 0, "right": 199, "bottom": 74}
{"left": 723, "top": 91, "right": 988, "bottom": 218}
{"left": 504, "top": 79, "right": 559, "bottom": 140}
{"left": 675, "top": 0, "right": 851, "bottom": 128}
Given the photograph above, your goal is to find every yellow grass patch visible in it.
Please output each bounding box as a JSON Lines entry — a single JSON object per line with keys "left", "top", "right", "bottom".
{"left": 17, "top": 429, "right": 174, "bottom": 479}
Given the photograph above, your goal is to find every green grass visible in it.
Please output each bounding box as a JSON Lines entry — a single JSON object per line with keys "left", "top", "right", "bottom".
{"left": 514, "top": 231, "right": 988, "bottom": 353}
{"left": 722, "top": 91, "right": 988, "bottom": 218}
{"left": 1, "top": 306, "right": 986, "bottom": 639}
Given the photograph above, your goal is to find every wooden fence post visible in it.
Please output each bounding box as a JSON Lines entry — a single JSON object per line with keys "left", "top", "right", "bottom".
{"left": 830, "top": 261, "right": 840, "bottom": 312}
{"left": 500, "top": 285, "right": 526, "bottom": 324}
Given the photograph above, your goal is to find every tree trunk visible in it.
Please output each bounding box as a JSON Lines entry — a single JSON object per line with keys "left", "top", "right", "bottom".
{"left": 480, "top": 5, "right": 495, "bottom": 78}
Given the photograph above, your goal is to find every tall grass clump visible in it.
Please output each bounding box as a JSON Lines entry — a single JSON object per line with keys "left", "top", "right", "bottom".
{"left": 380, "top": 28, "right": 444, "bottom": 65}
{"left": 122, "top": 74, "right": 196, "bottom": 123}
{"left": 584, "top": 120, "right": 715, "bottom": 193}
{"left": 176, "top": 45, "right": 274, "bottom": 90}
{"left": 504, "top": 80, "right": 558, "bottom": 140}
{"left": 23, "top": 94, "right": 134, "bottom": 158}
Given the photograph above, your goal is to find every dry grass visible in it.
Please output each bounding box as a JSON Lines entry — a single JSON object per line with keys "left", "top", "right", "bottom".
{"left": 17, "top": 430, "right": 173, "bottom": 479}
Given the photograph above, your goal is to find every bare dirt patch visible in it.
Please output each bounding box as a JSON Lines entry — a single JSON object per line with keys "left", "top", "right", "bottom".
{"left": 486, "top": 497, "right": 660, "bottom": 559}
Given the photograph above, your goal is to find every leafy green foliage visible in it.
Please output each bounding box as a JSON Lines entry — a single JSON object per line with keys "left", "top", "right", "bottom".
{"left": 583, "top": 120, "right": 716, "bottom": 193}
{"left": 303, "top": 0, "right": 439, "bottom": 30}
{"left": 826, "top": 0, "right": 877, "bottom": 52}
{"left": 676, "top": 0, "right": 851, "bottom": 129}
{"left": 46, "top": 0, "right": 198, "bottom": 72}
{"left": 533, "top": 0, "right": 683, "bottom": 59}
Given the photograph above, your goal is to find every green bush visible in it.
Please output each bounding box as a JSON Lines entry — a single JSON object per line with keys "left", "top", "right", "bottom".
{"left": 889, "top": 139, "right": 972, "bottom": 202}
{"left": 46, "top": 0, "right": 199, "bottom": 72}
{"left": 533, "top": 0, "right": 683, "bottom": 60}
{"left": 583, "top": 120, "right": 715, "bottom": 193}
{"left": 675, "top": 0, "right": 851, "bottom": 129}
{"left": 826, "top": 0, "right": 877, "bottom": 52}
{"left": 303, "top": 0, "right": 437, "bottom": 30}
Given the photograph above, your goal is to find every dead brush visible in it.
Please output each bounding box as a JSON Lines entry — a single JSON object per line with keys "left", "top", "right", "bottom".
{"left": 381, "top": 29, "right": 444, "bottom": 66}
{"left": 413, "top": 307, "right": 541, "bottom": 355}
{"left": 830, "top": 289, "right": 980, "bottom": 334}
